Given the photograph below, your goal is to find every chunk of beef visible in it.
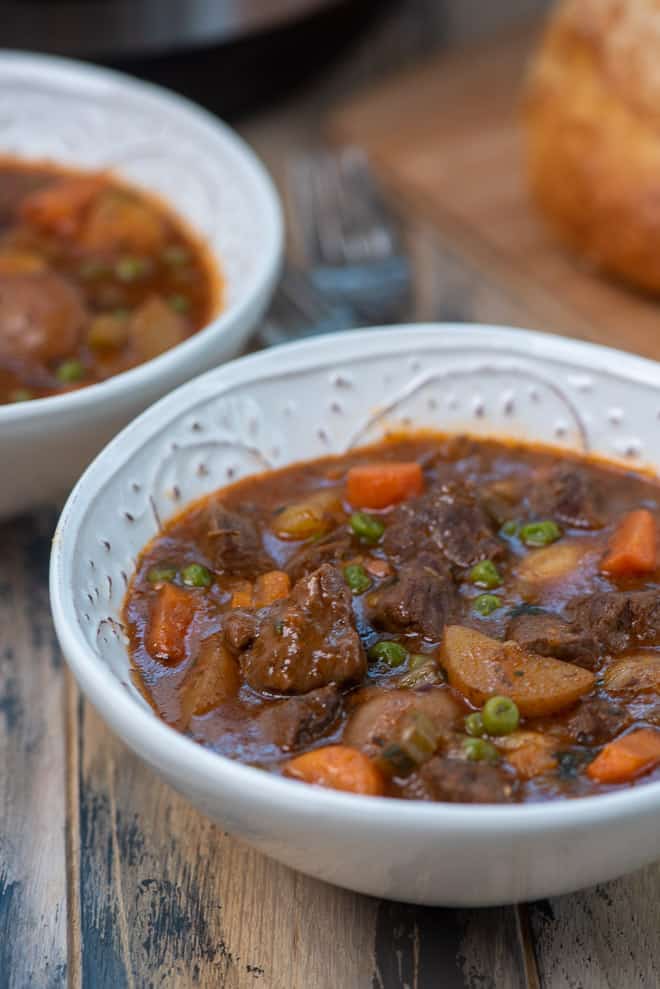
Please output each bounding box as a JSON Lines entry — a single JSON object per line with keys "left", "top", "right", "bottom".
{"left": 344, "top": 687, "right": 462, "bottom": 758}
{"left": 203, "top": 503, "right": 273, "bottom": 577}
{"left": 401, "top": 756, "right": 517, "bottom": 804}
{"left": 508, "top": 591, "right": 660, "bottom": 669}
{"left": 236, "top": 564, "right": 366, "bottom": 694}
{"left": 527, "top": 465, "right": 602, "bottom": 529}
{"left": 384, "top": 485, "right": 502, "bottom": 569}
{"left": 566, "top": 697, "right": 629, "bottom": 745}
{"left": 285, "top": 527, "right": 353, "bottom": 583}
{"left": 507, "top": 612, "right": 597, "bottom": 668}
{"left": 224, "top": 610, "right": 257, "bottom": 651}
{"left": 258, "top": 686, "right": 341, "bottom": 753}
{"left": 572, "top": 590, "right": 660, "bottom": 655}
{"left": 367, "top": 552, "right": 455, "bottom": 641}
{"left": 479, "top": 478, "right": 525, "bottom": 527}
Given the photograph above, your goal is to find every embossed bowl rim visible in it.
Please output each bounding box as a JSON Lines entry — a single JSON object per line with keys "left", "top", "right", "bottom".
{"left": 51, "top": 325, "right": 660, "bottom": 836}
{"left": 0, "top": 49, "right": 283, "bottom": 424}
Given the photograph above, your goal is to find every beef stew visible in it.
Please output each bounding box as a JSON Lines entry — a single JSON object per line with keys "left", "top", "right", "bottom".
{"left": 125, "top": 434, "right": 660, "bottom": 803}
{"left": 0, "top": 159, "right": 219, "bottom": 403}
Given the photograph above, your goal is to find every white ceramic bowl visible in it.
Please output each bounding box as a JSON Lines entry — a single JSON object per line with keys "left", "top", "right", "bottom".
{"left": 50, "top": 325, "right": 660, "bottom": 906}
{"left": 0, "top": 51, "right": 282, "bottom": 518}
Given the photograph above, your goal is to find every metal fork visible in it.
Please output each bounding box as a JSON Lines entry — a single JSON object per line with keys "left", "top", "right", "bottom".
{"left": 251, "top": 147, "right": 411, "bottom": 349}
{"left": 290, "top": 146, "right": 412, "bottom": 324}
{"left": 251, "top": 265, "right": 355, "bottom": 349}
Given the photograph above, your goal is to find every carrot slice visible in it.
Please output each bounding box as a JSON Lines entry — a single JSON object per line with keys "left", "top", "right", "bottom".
{"left": 284, "top": 745, "right": 385, "bottom": 796}
{"left": 587, "top": 728, "right": 660, "bottom": 784}
{"left": 19, "top": 176, "right": 104, "bottom": 235}
{"left": 346, "top": 462, "right": 423, "bottom": 510}
{"left": 147, "top": 583, "right": 198, "bottom": 665}
{"left": 601, "top": 509, "right": 657, "bottom": 576}
{"left": 230, "top": 571, "right": 291, "bottom": 609}
{"left": 230, "top": 580, "right": 254, "bottom": 609}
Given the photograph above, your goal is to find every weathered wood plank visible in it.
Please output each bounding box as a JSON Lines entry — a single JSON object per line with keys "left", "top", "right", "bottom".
{"left": 76, "top": 702, "right": 379, "bottom": 989}
{"left": 75, "top": 694, "right": 538, "bottom": 989}
{"left": 529, "top": 866, "right": 660, "bottom": 989}
{"left": 0, "top": 511, "right": 68, "bottom": 989}
{"left": 372, "top": 900, "right": 531, "bottom": 989}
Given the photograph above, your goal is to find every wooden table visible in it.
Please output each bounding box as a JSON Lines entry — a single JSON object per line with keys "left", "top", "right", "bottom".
{"left": 3, "top": 17, "right": 660, "bottom": 989}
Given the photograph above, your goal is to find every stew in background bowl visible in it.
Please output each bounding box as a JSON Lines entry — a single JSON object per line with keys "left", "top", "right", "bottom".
{"left": 0, "top": 50, "right": 282, "bottom": 519}
{"left": 0, "top": 159, "right": 220, "bottom": 403}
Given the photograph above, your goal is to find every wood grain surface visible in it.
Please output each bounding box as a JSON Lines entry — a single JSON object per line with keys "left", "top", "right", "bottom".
{"left": 2, "top": 14, "right": 660, "bottom": 989}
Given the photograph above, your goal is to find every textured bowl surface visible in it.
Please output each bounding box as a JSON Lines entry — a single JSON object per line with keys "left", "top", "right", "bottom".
{"left": 0, "top": 50, "right": 282, "bottom": 517}
{"left": 51, "top": 325, "right": 660, "bottom": 905}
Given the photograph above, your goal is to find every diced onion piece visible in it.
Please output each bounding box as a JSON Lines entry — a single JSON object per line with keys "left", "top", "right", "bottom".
{"left": 496, "top": 731, "right": 558, "bottom": 779}
{"left": 603, "top": 653, "right": 660, "bottom": 694}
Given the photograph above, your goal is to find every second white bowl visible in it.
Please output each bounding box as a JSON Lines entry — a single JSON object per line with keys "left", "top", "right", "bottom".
{"left": 0, "top": 51, "right": 282, "bottom": 518}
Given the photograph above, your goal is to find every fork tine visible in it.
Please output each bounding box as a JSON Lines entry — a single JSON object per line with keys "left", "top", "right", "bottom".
{"left": 297, "top": 147, "right": 401, "bottom": 266}
{"left": 311, "top": 154, "right": 349, "bottom": 266}
{"left": 284, "top": 146, "right": 412, "bottom": 326}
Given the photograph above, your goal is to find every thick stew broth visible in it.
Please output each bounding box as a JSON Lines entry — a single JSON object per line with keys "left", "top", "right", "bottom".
{"left": 0, "top": 160, "right": 218, "bottom": 403}
{"left": 125, "top": 435, "right": 660, "bottom": 803}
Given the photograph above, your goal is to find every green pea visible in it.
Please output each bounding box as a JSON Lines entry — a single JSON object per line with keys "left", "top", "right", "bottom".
{"left": 147, "top": 564, "right": 177, "bottom": 585}
{"left": 162, "top": 244, "right": 190, "bottom": 266}
{"left": 500, "top": 520, "right": 519, "bottom": 538}
{"left": 56, "top": 359, "right": 85, "bottom": 383}
{"left": 168, "top": 294, "right": 190, "bottom": 313}
{"left": 473, "top": 593, "right": 502, "bottom": 617}
{"left": 116, "top": 256, "right": 148, "bottom": 281}
{"left": 469, "top": 559, "right": 502, "bottom": 589}
{"left": 343, "top": 563, "right": 372, "bottom": 595}
{"left": 481, "top": 696, "right": 520, "bottom": 736}
{"left": 465, "top": 712, "right": 485, "bottom": 737}
{"left": 368, "top": 640, "right": 408, "bottom": 668}
{"left": 520, "top": 520, "right": 562, "bottom": 548}
{"left": 9, "top": 388, "right": 33, "bottom": 403}
{"left": 181, "top": 563, "right": 213, "bottom": 588}
{"left": 349, "top": 511, "right": 385, "bottom": 545}
{"left": 463, "top": 737, "right": 499, "bottom": 763}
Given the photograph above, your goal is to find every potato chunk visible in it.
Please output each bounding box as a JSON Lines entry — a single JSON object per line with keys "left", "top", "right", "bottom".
{"left": 272, "top": 490, "right": 343, "bottom": 540}
{"left": 81, "top": 189, "right": 166, "bottom": 253}
{"left": 516, "top": 541, "right": 592, "bottom": 587}
{"left": 344, "top": 687, "right": 462, "bottom": 758}
{"left": 441, "top": 626, "right": 595, "bottom": 717}
{"left": 128, "top": 296, "right": 186, "bottom": 361}
{"left": 179, "top": 633, "right": 240, "bottom": 728}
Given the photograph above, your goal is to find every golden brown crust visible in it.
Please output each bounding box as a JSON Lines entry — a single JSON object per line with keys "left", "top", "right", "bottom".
{"left": 524, "top": 0, "right": 660, "bottom": 294}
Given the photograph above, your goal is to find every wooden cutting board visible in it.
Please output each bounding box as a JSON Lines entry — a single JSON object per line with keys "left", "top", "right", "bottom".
{"left": 330, "top": 27, "right": 660, "bottom": 362}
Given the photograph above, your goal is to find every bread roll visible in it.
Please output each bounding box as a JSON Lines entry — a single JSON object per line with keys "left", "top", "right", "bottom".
{"left": 525, "top": 0, "right": 660, "bottom": 294}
